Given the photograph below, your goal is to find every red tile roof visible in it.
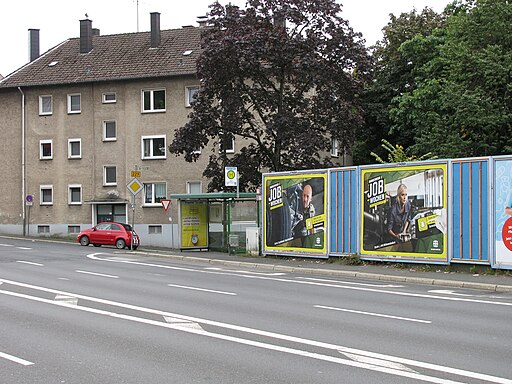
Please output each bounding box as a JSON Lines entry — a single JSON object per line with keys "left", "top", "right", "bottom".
{"left": 0, "top": 27, "right": 201, "bottom": 88}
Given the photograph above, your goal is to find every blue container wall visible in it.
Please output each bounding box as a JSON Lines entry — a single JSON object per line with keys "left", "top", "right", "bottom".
{"left": 451, "top": 159, "right": 489, "bottom": 262}
{"left": 329, "top": 168, "right": 358, "bottom": 255}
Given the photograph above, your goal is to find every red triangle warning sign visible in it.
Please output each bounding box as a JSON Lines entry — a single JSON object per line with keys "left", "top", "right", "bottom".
{"left": 161, "top": 199, "right": 171, "bottom": 212}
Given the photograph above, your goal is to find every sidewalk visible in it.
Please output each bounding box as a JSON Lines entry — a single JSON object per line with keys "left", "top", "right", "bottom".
{"left": 134, "top": 247, "right": 512, "bottom": 293}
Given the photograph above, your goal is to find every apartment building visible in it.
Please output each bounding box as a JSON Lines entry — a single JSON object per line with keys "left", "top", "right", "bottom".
{"left": 0, "top": 13, "right": 209, "bottom": 247}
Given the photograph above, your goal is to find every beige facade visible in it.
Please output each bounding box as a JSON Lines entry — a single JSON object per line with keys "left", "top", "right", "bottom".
{"left": 0, "top": 15, "right": 216, "bottom": 247}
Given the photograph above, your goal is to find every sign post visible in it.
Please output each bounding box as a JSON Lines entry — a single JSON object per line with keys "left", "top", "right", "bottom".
{"left": 225, "top": 166, "right": 239, "bottom": 198}
{"left": 25, "top": 194, "right": 33, "bottom": 237}
{"left": 127, "top": 178, "right": 143, "bottom": 250}
{"left": 161, "top": 199, "right": 173, "bottom": 248}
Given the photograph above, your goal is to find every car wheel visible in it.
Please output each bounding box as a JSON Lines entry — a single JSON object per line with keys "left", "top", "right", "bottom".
{"left": 80, "top": 236, "right": 90, "bottom": 246}
{"left": 93, "top": 244, "right": 101, "bottom": 247}
{"left": 115, "top": 239, "right": 126, "bottom": 249}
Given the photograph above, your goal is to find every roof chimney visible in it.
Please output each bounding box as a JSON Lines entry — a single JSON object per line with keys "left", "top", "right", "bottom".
{"left": 197, "top": 16, "right": 208, "bottom": 27}
{"left": 80, "top": 19, "right": 93, "bottom": 53}
{"left": 28, "top": 29, "right": 40, "bottom": 62}
{"left": 92, "top": 28, "right": 100, "bottom": 36}
{"left": 150, "top": 12, "right": 160, "bottom": 48}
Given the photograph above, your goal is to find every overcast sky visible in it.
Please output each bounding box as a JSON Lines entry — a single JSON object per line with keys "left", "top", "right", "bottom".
{"left": 0, "top": 0, "right": 450, "bottom": 76}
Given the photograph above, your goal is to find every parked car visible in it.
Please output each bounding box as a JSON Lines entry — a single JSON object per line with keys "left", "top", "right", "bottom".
{"left": 77, "top": 222, "right": 140, "bottom": 250}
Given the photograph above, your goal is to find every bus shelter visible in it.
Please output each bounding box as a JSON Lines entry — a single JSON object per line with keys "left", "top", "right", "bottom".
{"left": 168, "top": 192, "right": 259, "bottom": 254}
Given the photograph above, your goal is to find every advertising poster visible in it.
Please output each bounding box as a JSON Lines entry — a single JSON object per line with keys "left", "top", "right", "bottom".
{"left": 263, "top": 173, "right": 327, "bottom": 256}
{"left": 180, "top": 202, "right": 208, "bottom": 249}
{"left": 494, "top": 158, "right": 512, "bottom": 268}
{"left": 361, "top": 164, "right": 447, "bottom": 260}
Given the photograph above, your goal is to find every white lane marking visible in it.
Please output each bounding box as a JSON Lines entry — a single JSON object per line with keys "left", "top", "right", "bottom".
{"left": 0, "top": 244, "right": 13, "bottom": 247}
{"left": 315, "top": 305, "right": 432, "bottom": 324}
{"left": 341, "top": 352, "right": 418, "bottom": 373}
{"left": 1, "top": 278, "right": 510, "bottom": 384}
{"left": 75, "top": 270, "right": 119, "bottom": 279}
{"left": 205, "top": 267, "right": 286, "bottom": 276}
{"left": 428, "top": 290, "right": 474, "bottom": 297}
{"left": 58, "top": 278, "right": 71, "bottom": 281}
{"left": 0, "top": 288, "right": 473, "bottom": 384}
{"left": 87, "top": 253, "right": 512, "bottom": 307}
{"left": 16, "top": 261, "right": 43, "bottom": 266}
{"left": 298, "top": 277, "right": 403, "bottom": 288}
{"left": 55, "top": 294, "right": 78, "bottom": 305}
{"left": 167, "top": 284, "right": 236, "bottom": 296}
{"left": 16, "top": 247, "right": 32, "bottom": 250}
{"left": 0, "top": 351, "right": 34, "bottom": 366}
{"left": 164, "top": 316, "right": 204, "bottom": 331}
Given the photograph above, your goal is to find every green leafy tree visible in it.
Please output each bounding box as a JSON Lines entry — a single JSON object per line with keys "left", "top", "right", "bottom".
{"left": 370, "top": 139, "right": 437, "bottom": 163}
{"left": 169, "top": 0, "right": 370, "bottom": 191}
{"left": 390, "top": 0, "right": 512, "bottom": 158}
{"left": 354, "top": 7, "right": 445, "bottom": 164}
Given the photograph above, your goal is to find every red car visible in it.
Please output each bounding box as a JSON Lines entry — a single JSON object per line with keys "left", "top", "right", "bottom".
{"left": 77, "top": 222, "right": 140, "bottom": 250}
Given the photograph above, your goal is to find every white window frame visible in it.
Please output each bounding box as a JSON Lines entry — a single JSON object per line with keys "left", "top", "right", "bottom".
{"left": 68, "top": 184, "right": 82, "bottom": 205}
{"left": 186, "top": 181, "right": 202, "bottom": 194}
{"left": 219, "top": 132, "right": 235, "bottom": 154}
{"left": 68, "top": 138, "right": 82, "bottom": 159}
{"left": 143, "top": 182, "right": 167, "bottom": 206}
{"left": 142, "top": 89, "right": 166, "bottom": 113}
{"left": 39, "top": 139, "right": 53, "bottom": 160}
{"left": 331, "top": 137, "right": 339, "bottom": 157}
{"left": 103, "top": 166, "right": 117, "bottom": 186}
{"left": 40, "top": 185, "right": 53, "bottom": 205}
{"left": 102, "top": 92, "right": 117, "bottom": 103}
{"left": 141, "top": 135, "right": 167, "bottom": 160}
{"left": 67, "top": 93, "right": 81, "bottom": 114}
{"left": 103, "top": 120, "right": 117, "bottom": 141}
{"left": 185, "top": 86, "right": 200, "bottom": 107}
{"left": 39, "top": 95, "right": 53, "bottom": 115}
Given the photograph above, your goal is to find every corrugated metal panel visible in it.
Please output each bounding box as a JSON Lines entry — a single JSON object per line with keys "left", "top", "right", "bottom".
{"left": 451, "top": 159, "right": 489, "bottom": 262}
{"left": 329, "top": 167, "right": 358, "bottom": 255}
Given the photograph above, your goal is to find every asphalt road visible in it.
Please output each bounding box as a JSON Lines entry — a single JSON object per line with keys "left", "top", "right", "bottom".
{"left": 1, "top": 238, "right": 512, "bottom": 383}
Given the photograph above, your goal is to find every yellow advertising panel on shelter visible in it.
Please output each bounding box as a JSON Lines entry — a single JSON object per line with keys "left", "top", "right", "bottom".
{"left": 180, "top": 202, "right": 208, "bottom": 249}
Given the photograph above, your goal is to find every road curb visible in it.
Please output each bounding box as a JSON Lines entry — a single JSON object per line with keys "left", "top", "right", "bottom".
{"left": 131, "top": 250, "right": 512, "bottom": 293}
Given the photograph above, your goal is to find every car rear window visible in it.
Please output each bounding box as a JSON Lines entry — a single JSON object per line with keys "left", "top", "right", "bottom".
{"left": 122, "top": 224, "right": 132, "bottom": 231}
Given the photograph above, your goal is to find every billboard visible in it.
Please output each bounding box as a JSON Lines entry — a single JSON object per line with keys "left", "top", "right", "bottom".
{"left": 361, "top": 164, "right": 447, "bottom": 260}
{"left": 180, "top": 202, "right": 208, "bottom": 249}
{"left": 494, "top": 158, "right": 512, "bottom": 268}
{"left": 263, "top": 172, "right": 327, "bottom": 256}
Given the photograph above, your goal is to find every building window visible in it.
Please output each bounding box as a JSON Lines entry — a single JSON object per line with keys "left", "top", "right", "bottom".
{"left": 40, "top": 185, "right": 53, "bottom": 205}
{"left": 103, "top": 120, "right": 117, "bottom": 141}
{"left": 142, "top": 135, "right": 166, "bottom": 159}
{"left": 68, "top": 225, "right": 81, "bottom": 234}
{"left": 40, "top": 140, "right": 53, "bottom": 160}
{"left": 39, "top": 95, "right": 53, "bottom": 115}
{"left": 68, "top": 184, "right": 82, "bottom": 205}
{"left": 68, "top": 138, "right": 82, "bottom": 159}
{"left": 148, "top": 225, "right": 162, "bottom": 234}
{"left": 186, "top": 181, "right": 201, "bottom": 194}
{"left": 219, "top": 132, "right": 235, "bottom": 154}
{"left": 185, "top": 86, "right": 199, "bottom": 107}
{"left": 103, "top": 166, "right": 117, "bottom": 186}
{"left": 142, "top": 89, "right": 166, "bottom": 112}
{"left": 38, "top": 225, "right": 50, "bottom": 234}
{"left": 102, "top": 92, "right": 117, "bottom": 103}
{"left": 144, "top": 182, "right": 166, "bottom": 205}
{"left": 67, "top": 94, "right": 81, "bottom": 114}
{"left": 331, "top": 138, "right": 339, "bottom": 157}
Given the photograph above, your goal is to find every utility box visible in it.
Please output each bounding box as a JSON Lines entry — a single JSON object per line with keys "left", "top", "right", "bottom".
{"left": 246, "top": 227, "right": 260, "bottom": 256}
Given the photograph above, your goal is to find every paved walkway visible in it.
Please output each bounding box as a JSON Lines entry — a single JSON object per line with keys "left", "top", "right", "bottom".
{"left": 135, "top": 248, "right": 512, "bottom": 293}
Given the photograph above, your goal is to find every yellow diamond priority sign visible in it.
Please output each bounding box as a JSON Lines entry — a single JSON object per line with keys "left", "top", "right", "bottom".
{"left": 127, "top": 178, "right": 143, "bottom": 196}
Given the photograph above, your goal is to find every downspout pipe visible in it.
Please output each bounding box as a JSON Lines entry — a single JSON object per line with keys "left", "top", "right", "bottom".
{"left": 18, "top": 87, "right": 26, "bottom": 236}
